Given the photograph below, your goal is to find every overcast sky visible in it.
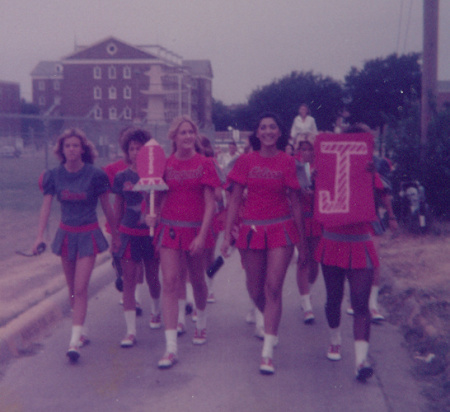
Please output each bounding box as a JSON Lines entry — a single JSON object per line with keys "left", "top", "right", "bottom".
{"left": 1, "top": 0, "right": 449, "bottom": 105}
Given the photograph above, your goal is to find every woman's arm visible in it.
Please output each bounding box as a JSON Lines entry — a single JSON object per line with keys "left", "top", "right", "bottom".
{"left": 33, "top": 194, "right": 53, "bottom": 253}
{"left": 220, "top": 183, "right": 244, "bottom": 257}
{"left": 100, "top": 192, "right": 119, "bottom": 251}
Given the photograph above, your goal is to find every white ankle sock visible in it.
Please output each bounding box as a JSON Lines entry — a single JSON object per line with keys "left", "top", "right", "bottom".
{"left": 178, "top": 299, "right": 186, "bottom": 325}
{"left": 255, "top": 308, "right": 264, "bottom": 330}
{"left": 196, "top": 309, "right": 207, "bottom": 330}
{"left": 300, "top": 294, "right": 312, "bottom": 312}
{"left": 69, "top": 325, "right": 83, "bottom": 347}
{"left": 186, "top": 282, "right": 195, "bottom": 305}
{"left": 262, "top": 334, "right": 277, "bottom": 359}
{"left": 369, "top": 286, "right": 379, "bottom": 311}
{"left": 329, "top": 327, "right": 342, "bottom": 346}
{"left": 165, "top": 329, "right": 178, "bottom": 354}
{"left": 150, "top": 298, "right": 161, "bottom": 315}
{"left": 134, "top": 283, "right": 143, "bottom": 304}
{"left": 355, "top": 340, "right": 369, "bottom": 366}
{"left": 124, "top": 310, "right": 136, "bottom": 336}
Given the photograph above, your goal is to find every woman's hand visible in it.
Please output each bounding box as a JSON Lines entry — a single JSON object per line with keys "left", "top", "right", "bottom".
{"left": 32, "top": 237, "right": 45, "bottom": 255}
{"left": 189, "top": 234, "right": 205, "bottom": 256}
{"left": 145, "top": 214, "right": 159, "bottom": 228}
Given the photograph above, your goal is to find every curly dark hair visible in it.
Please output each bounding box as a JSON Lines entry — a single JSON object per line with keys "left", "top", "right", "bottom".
{"left": 120, "top": 128, "right": 152, "bottom": 164}
{"left": 248, "top": 112, "right": 289, "bottom": 152}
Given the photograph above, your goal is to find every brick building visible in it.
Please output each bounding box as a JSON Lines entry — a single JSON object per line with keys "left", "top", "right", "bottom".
{"left": 31, "top": 37, "right": 213, "bottom": 128}
{"left": 0, "top": 80, "right": 21, "bottom": 139}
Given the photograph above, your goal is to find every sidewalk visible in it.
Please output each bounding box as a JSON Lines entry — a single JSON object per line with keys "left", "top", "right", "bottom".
{"left": 0, "top": 248, "right": 427, "bottom": 411}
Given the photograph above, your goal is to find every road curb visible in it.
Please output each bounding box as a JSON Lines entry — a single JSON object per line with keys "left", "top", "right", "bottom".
{"left": 0, "top": 254, "right": 115, "bottom": 365}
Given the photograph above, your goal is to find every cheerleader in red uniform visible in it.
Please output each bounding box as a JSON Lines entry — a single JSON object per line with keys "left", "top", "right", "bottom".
{"left": 33, "top": 128, "right": 118, "bottom": 362}
{"left": 295, "top": 140, "right": 321, "bottom": 324}
{"left": 315, "top": 125, "right": 380, "bottom": 382}
{"left": 148, "top": 116, "right": 221, "bottom": 369}
{"left": 221, "top": 113, "right": 305, "bottom": 375}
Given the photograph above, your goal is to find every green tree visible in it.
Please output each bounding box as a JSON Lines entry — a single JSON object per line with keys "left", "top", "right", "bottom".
{"left": 245, "top": 71, "right": 344, "bottom": 132}
{"left": 344, "top": 53, "right": 421, "bottom": 129}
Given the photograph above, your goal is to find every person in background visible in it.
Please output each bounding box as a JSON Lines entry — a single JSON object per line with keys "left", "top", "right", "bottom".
{"left": 295, "top": 139, "right": 321, "bottom": 324}
{"left": 33, "top": 128, "right": 118, "bottom": 363}
{"left": 290, "top": 103, "right": 318, "bottom": 148}
{"left": 112, "top": 128, "right": 162, "bottom": 348}
{"left": 221, "top": 112, "right": 305, "bottom": 375}
{"left": 147, "top": 116, "right": 222, "bottom": 369}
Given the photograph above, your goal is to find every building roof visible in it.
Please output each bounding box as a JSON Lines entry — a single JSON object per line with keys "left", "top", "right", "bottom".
{"left": 30, "top": 61, "right": 63, "bottom": 77}
{"left": 62, "top": 36, "right": 160, "bottom": 62}
{"left": 183, "top": 60, "right": 213, "bottom": 78}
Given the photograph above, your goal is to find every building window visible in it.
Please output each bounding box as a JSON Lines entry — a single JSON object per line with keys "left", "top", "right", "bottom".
{"left": 39, "top": 96, "right": 45, "bottom": 106}
{"left": 108, "top": 66, "right": 116, "bottom": 79}
{"left": 93, "top": 66, "right": 102, "bottom": 79}
{"left": 54, "top": 96, "right": 61, "bottom": 105}
{"left": 38, "top": 81, "right": 45, "bottom": 91}
{"left": 123, "top": 86, "right": 131, "bottom": 99}
{"left": 124, "top": 107, "right": 132, "bottom": 120}
{"left": 53, "top": 80, "right": 60, "bottom": 91}
{"left": 106, "top": 42, "right": 118, "bottom": 56}
{"left": 109, "top": 107, "right": 117, "bottom": 120}
{"left": 123, "top": 66, "right": 131, "bottom": 79}
{"left": 94, "top": 86, "right": 102, "bottom": 100}
{"left": 94, "top": 106, "right": 102, "bottom": 120}
{"left": 108, "top": 86, "right": 117, "bottom": 99}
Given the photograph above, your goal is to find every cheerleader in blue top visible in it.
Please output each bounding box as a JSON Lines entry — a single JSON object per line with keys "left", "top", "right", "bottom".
{"left": 33, "top": 128, "right": 118, "bottom": 363}
{"left": 112, "top": 128, "right": 161, "bottom": 348}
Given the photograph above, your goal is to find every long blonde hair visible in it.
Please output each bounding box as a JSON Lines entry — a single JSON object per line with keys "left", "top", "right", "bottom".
{"left": 168, "top": 116, "right": 201, "bottom": 154}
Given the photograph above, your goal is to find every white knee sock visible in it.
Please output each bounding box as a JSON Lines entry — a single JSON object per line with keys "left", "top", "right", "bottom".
{"left": 300, "top": 294, "right": 312, "bottom": 312}
{"left": 262, "top": 334, "right": 277, "bottom": 359}
{"left": 196, "top": 308, "right": 207, "bottom": 330}
{"left": 369, "top": 286, "right": 379, "bottom": 311}
{"left": 69, "top": 325, "right": 83, "bottom": 347}
{"left": 329, "top": 327, "right": 342, "bottom": 346}
{"left": 178, "top": 299, "right": 186, "bottom": 325}
{"left": 165, "top": 329, "right": 178, "bottom": 354}
{"left": 150, "top": 298, "right": 161, "bottom": 315}
{"left": 355, "top": 340, "right": 369, "bottom": 366}
{"left": 124, "top": 310, "right": 136, "bottom": 336}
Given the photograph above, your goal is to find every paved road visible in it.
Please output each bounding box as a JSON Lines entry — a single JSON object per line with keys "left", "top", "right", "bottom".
{"left": 0, "top": 248, "right": 426, "bottom": 412}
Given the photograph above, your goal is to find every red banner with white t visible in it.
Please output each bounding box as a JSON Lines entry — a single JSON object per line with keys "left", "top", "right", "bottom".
{"left": 313, "top": 133, "right": 376, "bottom": 228}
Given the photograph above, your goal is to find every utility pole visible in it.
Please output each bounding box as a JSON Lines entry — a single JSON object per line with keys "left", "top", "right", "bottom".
{"left": 421, "top": 0, "right": 439, "bottom": 147}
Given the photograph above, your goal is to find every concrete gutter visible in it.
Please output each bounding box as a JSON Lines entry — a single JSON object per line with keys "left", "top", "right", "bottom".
{"left": 0, "top": 254, "right": 114, "bottom": 364}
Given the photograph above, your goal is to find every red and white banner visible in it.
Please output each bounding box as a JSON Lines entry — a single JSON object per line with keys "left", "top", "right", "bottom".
{"left": 313, "top": 133, "right": 376, "bottom": 227}
{"left": 134, "top": 139, "right": 168, "bottom": 191}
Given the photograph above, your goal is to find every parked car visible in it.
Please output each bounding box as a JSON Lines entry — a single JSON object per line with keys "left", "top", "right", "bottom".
{"left": 0, "top": 146, "right": 21, "bottom": 158}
